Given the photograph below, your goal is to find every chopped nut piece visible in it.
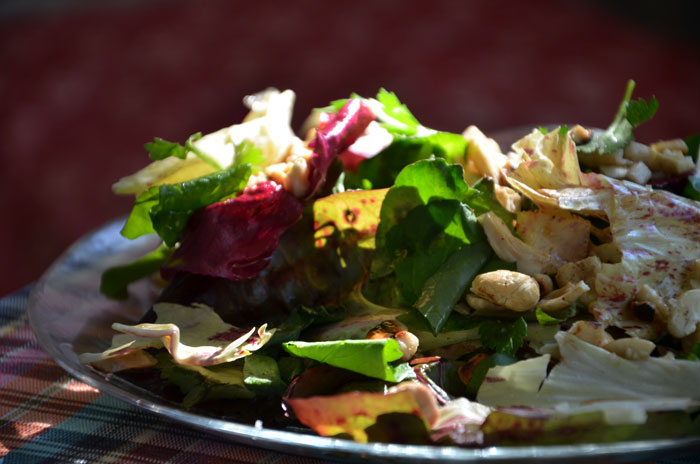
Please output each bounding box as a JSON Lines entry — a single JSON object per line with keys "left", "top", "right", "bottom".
{"left": 538, "top": 281, "right": 590, "bottom": 313}
{"left": 555, "top": 256, "right": 601, "bottom": 305}
{"left": 623, "top": 141, "right": 653, "bottom": 164}
{"left": 568, "top": 320, "right": 613, "bottom": 347}
{"left": 668, "top": 289, "right": 700, "bottom": 338}
{"left": 625, "top": 161, "right": 652, "bottom": 185}
{"left": 599, "top": 165, "right": 629, "bottom": 179}
{"left": 603, "top": 338, "right": 656, "bottom": 361}
{"left": 651, "top": 139, "right": 688, "bottom": 154}
{"left": 570, "top": 125, "right": 592, "bottom": 144}
{"left": 654, "top": 149, "right": 694, "bottom": 175}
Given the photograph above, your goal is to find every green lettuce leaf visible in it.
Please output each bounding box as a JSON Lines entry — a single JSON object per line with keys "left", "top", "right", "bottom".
{"left": 156, "top": 352, "right": 253, "bottom": 408}
{"left": 283, "top": 339, "right": 414, "bottom": 382}
{"left": 243, "top": 354, "right": 285, "bottom": 395}
{"left": 100, "top": 243, "right": 172, "bottom": 300}
{"left": 478, "top": 317, "right": 527, "bottom": 356}
{"left": 372, "top": 158, "right": 493, "bottom": 333}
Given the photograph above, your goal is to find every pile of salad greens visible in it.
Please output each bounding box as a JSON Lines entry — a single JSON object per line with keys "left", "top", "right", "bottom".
{"left": 81, "top": 82, "right": 700, "bottom": 447}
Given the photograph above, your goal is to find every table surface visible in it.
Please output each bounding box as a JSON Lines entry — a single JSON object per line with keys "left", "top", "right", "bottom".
{"left": 2, "top": 286, "right": 700, "bottom": 463}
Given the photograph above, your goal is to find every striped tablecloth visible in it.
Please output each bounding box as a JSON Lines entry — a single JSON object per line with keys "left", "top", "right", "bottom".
{"left": 1, "top": 286, "right": 699, "bottom": 464}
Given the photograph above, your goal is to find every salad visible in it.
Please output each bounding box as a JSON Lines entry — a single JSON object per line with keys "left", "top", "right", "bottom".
{"left": 80, "top": 81, "right": 700, "bottom": 446}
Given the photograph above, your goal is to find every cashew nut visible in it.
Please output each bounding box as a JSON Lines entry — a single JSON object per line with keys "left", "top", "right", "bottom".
{"left": 533, "top": 273, "right": 554, "bottom": 296}
{"left": 470, "top": 270, "right": 540, "bottom": 312}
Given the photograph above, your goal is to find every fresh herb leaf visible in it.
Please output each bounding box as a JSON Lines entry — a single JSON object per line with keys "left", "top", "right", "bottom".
{"left": 234, "top": 141, "right": 264, "bottom": 170}
{"left": 145, "top": 132, "right": 222, "bottom": 170}
{"left": 283, "top": 339, "right": 414, "bottom": 382}
{"left": 375, "top": 88, "right": 421, "bottom": 135}
{"left": 100, "top": 243, "right": 172, "bottom": 300}
{"left": 478, "top": 317, "right": 527, "bottom": 356}
{"left": 535, "top": 307, "right": 564, "bottom": 326}
{"left": 145, "top": 136, "right": 193, "bottom": 161}
{"left": 577, "top": 80, "right": 658, "bottom": 155}
{"left": 626, "top": 96, "right": 659, "bottom": 127}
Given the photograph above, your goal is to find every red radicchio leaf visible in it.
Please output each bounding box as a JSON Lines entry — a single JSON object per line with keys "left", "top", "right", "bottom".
{"left": 306, "top": 99, "right": 375, "bottom": 198}
{"left": 162, "top": 181, "right": 304, "bottom": 281}
{"left": 162, "top": 100, "right": 374, "bottom": 283}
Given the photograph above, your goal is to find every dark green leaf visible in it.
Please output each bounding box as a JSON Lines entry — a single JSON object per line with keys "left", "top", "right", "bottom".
{"left": 156, "top": 352, "right": 253, "bottom": 408}
{"left": 683, "top": 176, "right": 700, "bottom": 201}
{"left": 686, "top": 134, "right": 700, "bottom": 162}
{"left": 100, "top": 243, "right": 172, "bottom": 300}
{"left": 478, "top": 317, "right": 528, "bottom": 356}
{"left": 283, "top": 339, "right": 414, "bottom": 382}
{"left": 464, "top": 353, "right": 516, "bottom": 397}
{"left": 243, "top": 354, "right": 285, "bottom": 395}
{"left": 467, "top": 178, "right": 516, "bottom": 233}
{"left": 150, "top": 162, "right": 253, "bottom": 246}
{"left": 120, "top": 187, "right": 158, "bottom": 239}
{"left": 414, "top": 244, "right": 492, "bottom": 334}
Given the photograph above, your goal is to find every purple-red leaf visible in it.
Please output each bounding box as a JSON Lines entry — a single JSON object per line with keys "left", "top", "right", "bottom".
{"left": 307, "top": 99, "right": 375, "bottom": 198}
{"left": 162, "top": 181, "right": 303, "bottom": 281}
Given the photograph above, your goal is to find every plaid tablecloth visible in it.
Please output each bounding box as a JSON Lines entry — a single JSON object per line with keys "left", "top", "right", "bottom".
{"left": 1, "top": 286, "right": 699, "bottom": 464}
{"left": 0, "top": 286, "right": 323, "bottom": 464}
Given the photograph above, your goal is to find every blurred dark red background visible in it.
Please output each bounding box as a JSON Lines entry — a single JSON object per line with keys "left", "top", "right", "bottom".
{"left": 1, "top": 0, "right": 699, "bottom": 296}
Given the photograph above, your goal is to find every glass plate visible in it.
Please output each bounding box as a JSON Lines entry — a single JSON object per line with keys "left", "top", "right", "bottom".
{"left": 28, "top": 217, "right": 700, "bottom": 463}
